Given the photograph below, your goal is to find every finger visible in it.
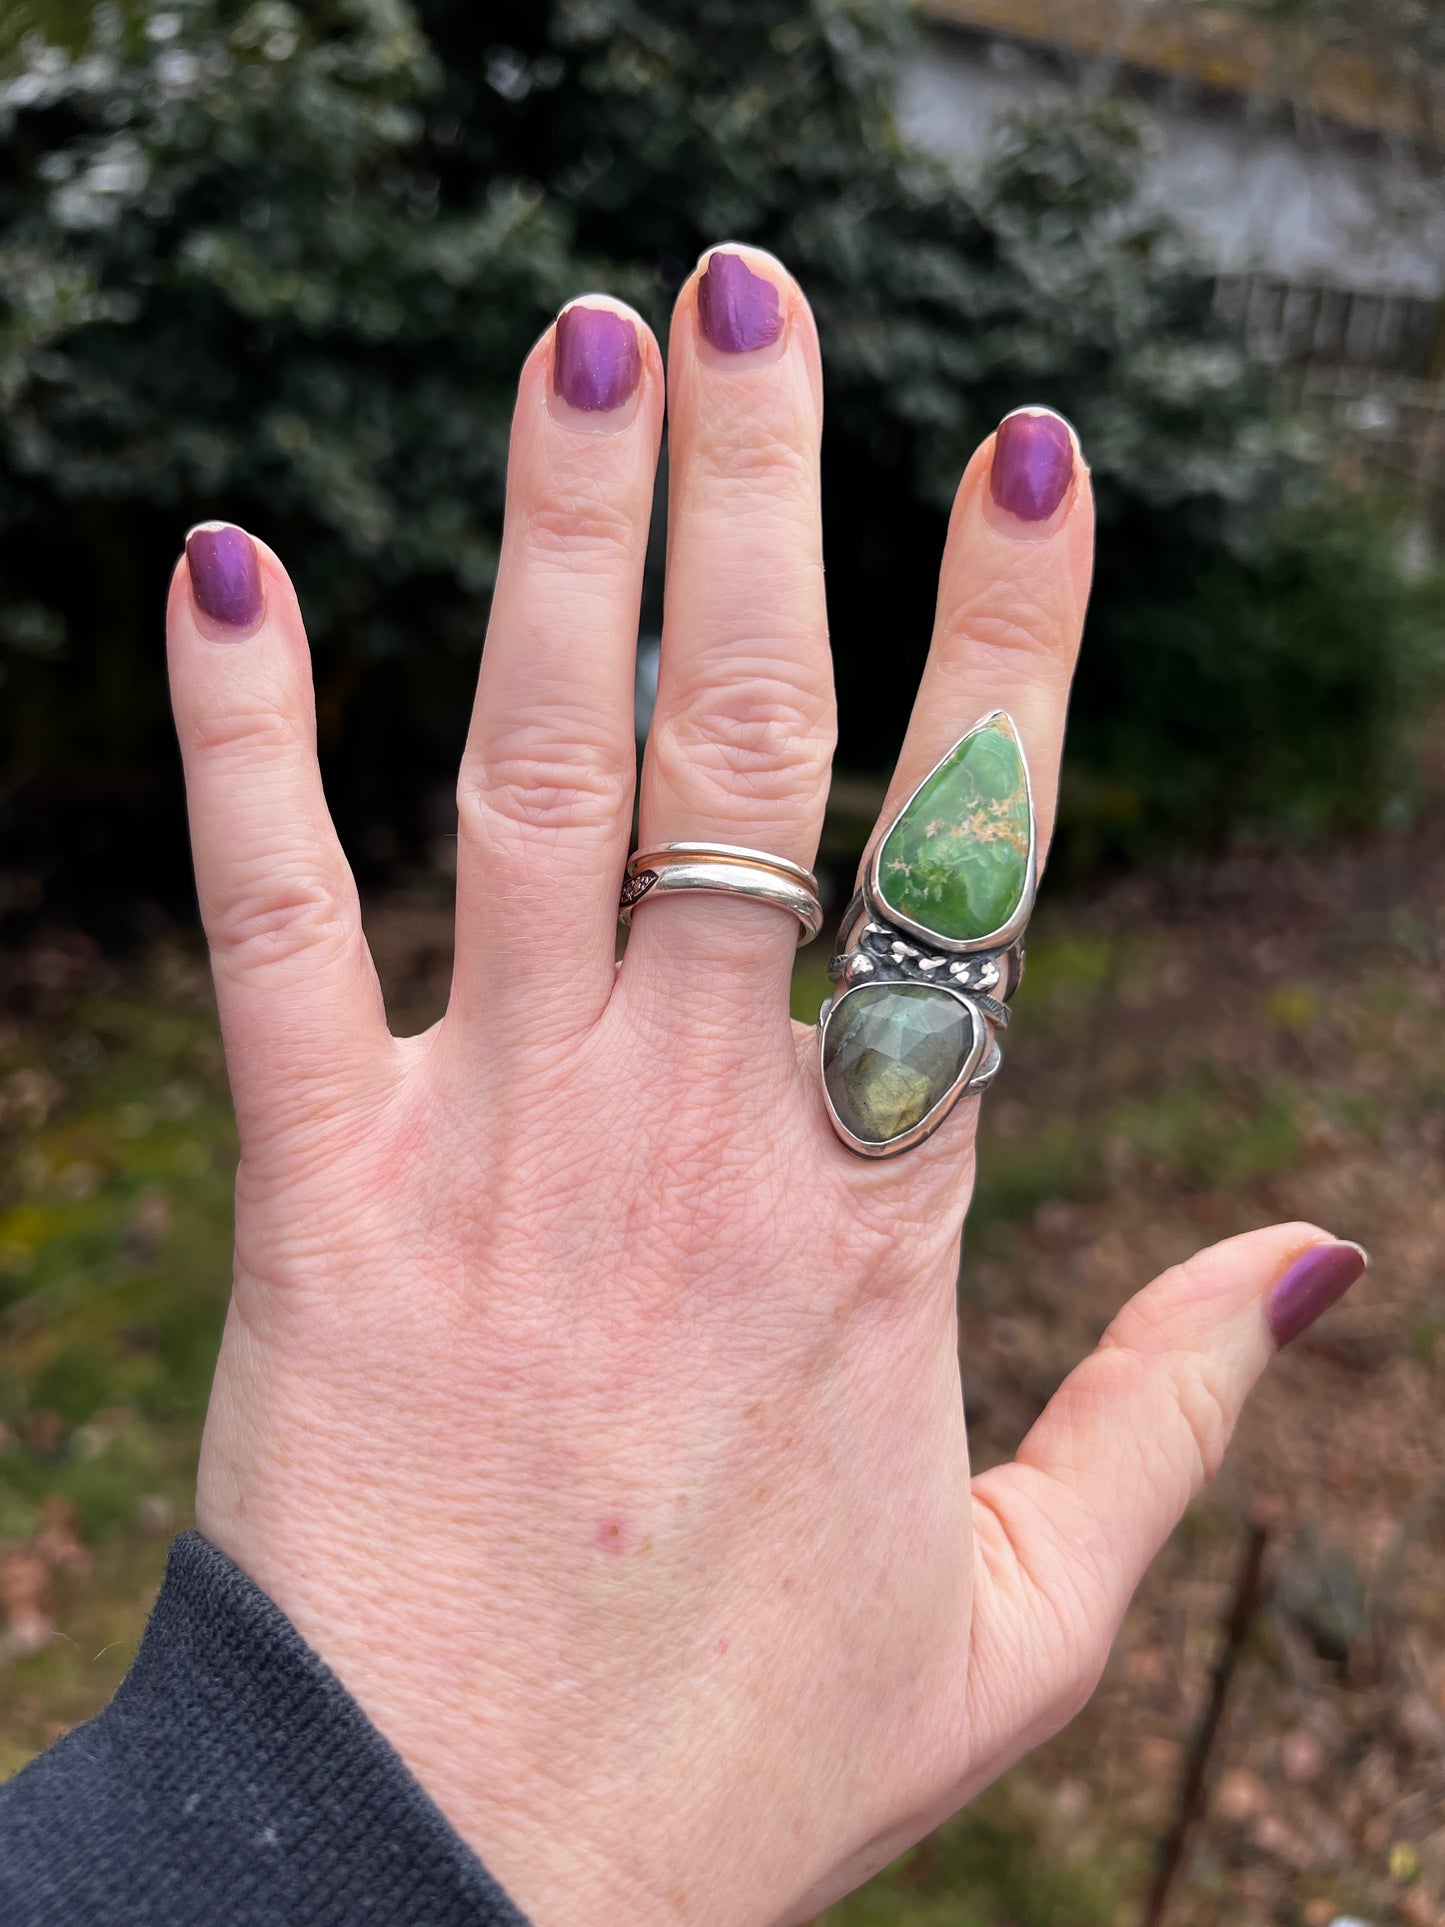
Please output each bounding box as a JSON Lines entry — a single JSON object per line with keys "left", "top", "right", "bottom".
{"left": 450, "top": 298, "right": 663, "bottom": 1043}
{"left": 963, "top": 1226, "right": 1368, "bottom": 1771}
{"left": 820, "top": 412, "right": 1094, "bottom": 1175}
{"left": 876, "top": 407, "right": 1094, "bottom": 875}
{"left": 168, "top": 524, "right": 391, "bottom": 1137}
{"left": 626, "top": 246, "right": 832, "bottom": 1006}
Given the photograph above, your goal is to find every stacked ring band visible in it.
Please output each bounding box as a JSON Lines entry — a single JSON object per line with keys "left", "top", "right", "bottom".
{"left": 619, "top": 842, "right": 825, "bottom": 945}
{"left": 818, "top": 710, "right": 1036, "bottom": 1158}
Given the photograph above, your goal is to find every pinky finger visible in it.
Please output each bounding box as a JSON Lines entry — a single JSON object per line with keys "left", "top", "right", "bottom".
{"left": 168, "top": 523, "right": 392, "bottom": 1139}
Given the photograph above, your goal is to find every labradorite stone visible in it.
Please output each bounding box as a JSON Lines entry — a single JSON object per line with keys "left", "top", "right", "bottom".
{"left": 876, "top": 719, "right": 1030, "bottom": 942}
{"left": 823, "top": 983, "right": 977, "bottom": 1144}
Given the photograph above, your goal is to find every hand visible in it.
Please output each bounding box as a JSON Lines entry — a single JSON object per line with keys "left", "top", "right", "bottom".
{"left": 172, "top": 247, "right": 1364, "bottom": 1927}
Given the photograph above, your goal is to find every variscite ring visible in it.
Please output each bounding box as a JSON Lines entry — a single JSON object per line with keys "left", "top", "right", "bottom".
{"left": 819, "top": 711, "right": 1036, "bottom": 1157}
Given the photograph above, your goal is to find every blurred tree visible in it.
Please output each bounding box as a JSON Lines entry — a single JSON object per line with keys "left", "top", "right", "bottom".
{"left": 0, "top": 2, "right": 112, "bottom": 62}
{"left": 0, "top": 0, "right": 1434, "bottom": 926}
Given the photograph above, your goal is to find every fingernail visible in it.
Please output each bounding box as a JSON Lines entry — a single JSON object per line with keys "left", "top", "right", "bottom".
{"left": 989, "top": 409, "right": 1076, "bottom": 524}
{"left": 553, "top": 304, "right": 642, "bottom": 413}
{"left": 185, "top": 522, "right": 263, "bottom": 631}
{"left": 696, "top": 251, "right": 783, "bottom": 354}
{"left": 1266, "top": 1241, "right": 1368, "bottom": 1349}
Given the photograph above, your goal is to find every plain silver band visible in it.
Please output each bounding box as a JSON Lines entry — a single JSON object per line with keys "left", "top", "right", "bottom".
{"left": 629, "top": 841, "right": 819, "bottom": 893}
{"left": 620, "top": 843, "right": 824, "bottom": 945}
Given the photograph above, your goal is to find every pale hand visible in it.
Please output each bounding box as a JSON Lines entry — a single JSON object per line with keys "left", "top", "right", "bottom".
{"left": 169, "top": 248, "right": 1360, "bottom": 1927}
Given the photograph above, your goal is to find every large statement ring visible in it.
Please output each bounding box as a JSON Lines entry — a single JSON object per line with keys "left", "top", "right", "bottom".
{"left": 819, "top": 711, "right": 1036, "bottom": 1157}
{"left": 620, "top": 842, "right": 825, "bottom": 945}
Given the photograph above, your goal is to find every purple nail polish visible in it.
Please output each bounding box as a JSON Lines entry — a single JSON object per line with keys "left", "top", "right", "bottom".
{"left": 553, "top": 305, "right": 642, "bottom": 413}
{"left": 696, "top": 252, "right": 783, "bottom": 354}
{"left": 1266, "top": 1242, "right": 1367, "bottom": 1349}
{"left": 989, "top": 411, "right": 1076, "bottom": 523}
{"left": 185, "top": 522, "right": 263, "bottom": 630}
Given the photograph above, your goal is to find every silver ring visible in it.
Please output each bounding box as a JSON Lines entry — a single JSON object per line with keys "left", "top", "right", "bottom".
{"left": 818, "top": 710, "right": 1037, "bottom": 1157}
{"left": 620, "top": 842, "right": 824, "bottom": 945}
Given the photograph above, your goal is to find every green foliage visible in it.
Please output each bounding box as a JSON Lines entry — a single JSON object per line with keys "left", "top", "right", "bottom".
{"left": 1073, "top": 494, "right": 1441, "bottom": 863}
{"left": 0, "top": 0, "right": 1435, "bottom": 916}
{"left": 0, "top": 1, "right": 112, "bottom": 62}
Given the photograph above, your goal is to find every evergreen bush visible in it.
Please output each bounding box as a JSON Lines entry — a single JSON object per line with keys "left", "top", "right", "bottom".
{"left": 0, "top": 0, "right": 1435, "bottom": 919}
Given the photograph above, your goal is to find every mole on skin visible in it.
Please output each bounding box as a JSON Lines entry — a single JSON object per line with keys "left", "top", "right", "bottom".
{"left": 593, "top": 1514, "right": 629, "bottom": 1554}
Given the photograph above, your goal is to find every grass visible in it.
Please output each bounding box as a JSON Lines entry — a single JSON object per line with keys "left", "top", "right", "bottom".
{"left": 0, "top": 992, "right": 235, "bottom": 1529}
{"left": 0, "top": 969, "right": 235, "bottom": 1770}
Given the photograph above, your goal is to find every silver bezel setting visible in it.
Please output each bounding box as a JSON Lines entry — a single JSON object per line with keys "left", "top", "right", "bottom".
{"left": 865, "top": 709, "right": 1037, "bottom": 955}
{"left": 819, "top": 979, "right": 987, "bottom": 1159}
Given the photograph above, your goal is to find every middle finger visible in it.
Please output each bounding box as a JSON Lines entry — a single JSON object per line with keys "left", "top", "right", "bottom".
{"left": 626, "top": 246, "right": 834, "bottom": 1017}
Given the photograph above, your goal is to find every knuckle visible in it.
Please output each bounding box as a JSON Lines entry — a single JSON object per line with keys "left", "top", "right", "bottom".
{"left": 651, "top": 678, "right": 834, "bottom": 812}
{"left": 523, "top": 483, "right": 640, "bottom": 564}
{"left": 691, "top": 415, "right": 815, "bottom": 492}
{"left": 186, "top": 701, "right": 299, "bottom": 762}
{"left": 459, "top": 730, "right": 631, "bottom": 844}
{"left": 971, "top": 1488, "right": 1112, "bottom": 1739}
{"left": 1106, "top": 1280, "right": 1173, "bottom": 1350}
{"left": 1029, "top": 1536, "right": 1119, "bottom": 1725}
{"left": 942, "top": 587, "right": 1071, "bottom": 668}
{"left": 1099, "top": 1278, "right": 1239, "bottom": 1491}
{"left": 210, "top": 871, "right": 352, "bottom": 978}
{"left": 1168, "top": 1354, "right": 1235, "bottom": 1485}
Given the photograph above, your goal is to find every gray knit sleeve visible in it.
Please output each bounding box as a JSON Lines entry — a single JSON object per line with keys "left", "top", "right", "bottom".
{"left": 0, "top": 1533, "right": 533, "bottom": 1926}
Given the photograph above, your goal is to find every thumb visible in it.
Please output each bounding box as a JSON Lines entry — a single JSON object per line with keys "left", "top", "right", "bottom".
{"left": 963, "top": 1223, "right": 1367, "bottom": 1771}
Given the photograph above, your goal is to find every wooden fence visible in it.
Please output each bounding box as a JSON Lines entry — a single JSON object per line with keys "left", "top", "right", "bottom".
{"left": 1214, "top": 273, "right": 1445, "bottom": 539}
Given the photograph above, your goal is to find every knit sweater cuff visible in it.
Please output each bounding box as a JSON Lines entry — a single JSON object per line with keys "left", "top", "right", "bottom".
{"left": 0, "top": 1531, "right": 533, "bottom": 1926}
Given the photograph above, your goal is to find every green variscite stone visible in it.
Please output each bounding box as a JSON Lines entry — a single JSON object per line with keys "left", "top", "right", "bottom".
{"left": 823, "top": 983, "right": 978, "bottom": 1144}
{"left": 876, "top": 718, "right": 1030, "bottom": 942}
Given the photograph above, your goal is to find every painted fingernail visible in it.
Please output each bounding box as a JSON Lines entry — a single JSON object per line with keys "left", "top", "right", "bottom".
{"left": 696, "top": 251, "right": 783, "bottom": 354}
{"left": 553, "top": 304, "right": 642, "bottom": 413}
{"left": 1266, "top": 1241, "right": 1368, "bottom": 1349}
{"left": 989, "top": 409, "right": 1076, "bottom": 523}
{"left": 185, "top": 522, "right": 263, "bottom": 631}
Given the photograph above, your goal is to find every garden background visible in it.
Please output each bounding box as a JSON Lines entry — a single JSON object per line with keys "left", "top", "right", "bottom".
{"left": 2, "top": 3, "right": 1444, "bottom": 1923}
